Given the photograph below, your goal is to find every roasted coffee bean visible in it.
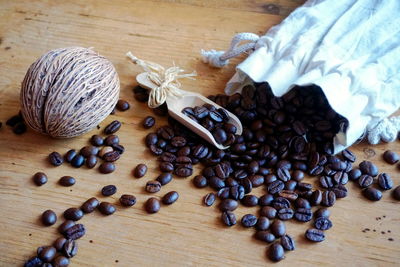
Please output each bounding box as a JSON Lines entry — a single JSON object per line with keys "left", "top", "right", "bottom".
{"left": 104, "top": 135, "right": 119, "bottom": 146}
{"left": 63, "top": 208, "right": 83, "bottom": 221}
{"left": 281, "top": 234, "right": 295, "bottom": 251}
{"left": 149, "top": 144, "right": 163, "bottom": 155}
{"left": 12, "top": 122, "right": 27, "bottom": 134}
{"left": 212, "top": 128, "right": 228, "bottom": 144}
{"left": 162, "top": 191, "right": 179, "bottom": 205}
{"left": 116, "top": 99, "right": 130, "bottom": 111}
{"left": 383, "top": 150, "right": 399, "bottom": 164}
{"left": 378, "top": 173, "right": 393, "bottom": 190}
{"left": 145, "top": 133, "right": 158, "bottom": 147}
{"left": 98, "top": 202, "right": 116, "bottom": 215}
{"left": 255, "top": 231, "right": 275, "bottom": 243}
{"left": 81, "top": 197, "right": 99, "bottom": 213}
{"left": 134, "top": 85, "right": 149, "bottom": 102}
{"left": 157, "top": 126, "right": 174, "bottom": 140}
{"left": 314, "top": 217, "right": 333, "bottom": 230}
{"left": 133, "top": 164, "right": 147, "bottom": 178}
{"left": 342, "top": 149, "right": 356, "bottom": 162}
{"left": 230, "top": 185, "right": 245, "bottom": 200}
{"left": 49, "top": 152, "right": 63, "bottom": 166}
{"left": 309, "top": 165, "right": 324, "bottom": 176}
{"left": 276, "top": 167, "right": 291, "bottom": 182}
{"left": 104, "top": 120, "right": 121, "bottom": 134}
{"left": 53, "top": 256, "right": 70, "bottom": 267}
{"left": 259, "top": 194, "right": 274, "bottom": 206}
{"left": 292, "top": 170, "right": 304, "bottom": 182}
{"left": 294, "top": 198, "right": 311, "bottom": 209}
{"left": 358, "top": 174, "right": 374, "bottom": 188}
{"left": 90, "top": 135, "right": 104, "bottom": 146}
{"left": 33, "top": 172, "right": 48, "bottom": 186}
{"left": 270, "top": 220, "right": 286, "bottom": 237}
{"left": 143, "top": 116, "right": 156, "bottom": 129}
{"left": 297, "top": 182, "right": 313, "bottom": 191}
{"left": 284, "top": 180, "right": 297, "bottom": 191}
{"left": 174, "top": 164, "right": 193, "bottom": 177}
{"left": 241, "top": 214, "right": 258, "bottom": 227}
{"left": 64, "top": 150, "right": 77, "bottom": 163}
{"left": 24, "top": 257, "right": 43, "bottom": 267}
{"left": 53, "top": 237, "right": 67, "bottom": 252}
{"left": 146, "top": 180, "right": 162, "bottom": 193}
{"left": 392, "top": 185, "right": 400, "bottom": 200}
{"left": 348, "top": 168, "right": 362, "bottom": 180}
{"left": 86, "top": 155, "right": 97, "bottom": 169}
{"left": 241, "top": 195, "right": 259, "bottom": 207}
{"left": 102, "top": 151, "right": 120, "bottom": 162}
{"left": 145, "top": 197, "right": 160, "bottom": 214}
{"left": 99, "top": 162, "right": 115, "bottom": 174}
{"left": 277, "top": 208, "right": 294, "bottom": 220}
{"left": 219, "top": 199, "right": 238, "bottom": 211}
{"left": 101, "top": 185, "right": 117, "bottom": 196}
{"left": 310, "top": 190, "right": 322, "bottom": 206}
{"left": 363, "top": 188, "right": 383, "bottom": 201}
{"left": 321, "top": 191, "right": 336, "bottom": 207}
{"left": 359, "top": 161, "right": 378, "bottom": 177}
{"left": 38, "top": 246, "right": 56, "bottom": 262}
{"left": 267, "top": 180, "right": 284, "bottom": 194}
{"left": 6, "top": 114, "right": 23, "bottom": 127}
{"left": 177, "top": 146, "right": 191, "bottom": 156}
{"left": 59, "top": 176, "right": 75, "bottom": 187}
{"left": 256, "top": 217, "right": 270, "bottom": 231}
{"left": 314, "top": 208, "right": 330, "bottom": 218}
{"left": 208, "top": 176, "right": 225, "bottom": 190}
{"left": 111, "top": 143, "right": 125, "bottom": 154}
{"left": 294, "top": 208, "right": 312, "bottom": 222}
{"left": 58, "top": 220, "right": 75, "bottom": 235}
{"left": 331, "top": 185, "right": 348, "bottom": 198}
{"left": 160, "top": 162, "right": 174, "bottom": 172}
{"left": 171, "top": 136, "right": 187, "bottom": 147}
{"left": 221, "top": 211, "right": 236, "bottom": 226}
{"left": 204, "top": 193, "right": 216, "bottom": 206}
{"left": 157, "top": 172, "right": 173, "bottom": 185}
{"left": 63, "top": 239, "right": 77, "bottom": 258}
{"left": 80, "top": 146, "right": 99, "bottom": 158}
{"left": 278, "top": 190, "right": 298, "bottom": 201}
{"left": 64, "top": 224, "right": 85, "bottom": 240}
{"left": 272, "top": 197, "right": 290, "bottom": 210}
{"left": 192, "top": 175, "right": 207, "bottom": 188}
{"left": 333, "top": 171, "right": 348, "bottom": 185}
{"left": 305, "top": 228, "right": 325, "bottom": 242}
{"left": 119, "top": 194, "right": 136, "bottom": 207}
{"left": 268, "top": 243, "right": 285, "bottom": 262}
{"left": 41, "top": 210, "right": 57, "bottom": 226}
{"left": 217, "top": 187, "right": 230, "bottom": 199}
{"left": 98, "top": 146, "right": 113, "bottom": 158}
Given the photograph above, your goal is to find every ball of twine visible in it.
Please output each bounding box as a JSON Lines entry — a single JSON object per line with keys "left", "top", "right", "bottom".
{"left": 20, "top": 47, "right": 120, "bottom": 138}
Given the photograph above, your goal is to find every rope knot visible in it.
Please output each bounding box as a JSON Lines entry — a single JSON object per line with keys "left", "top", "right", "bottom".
{"left": 126, "top": 52, "right": 196, "bottom": 108}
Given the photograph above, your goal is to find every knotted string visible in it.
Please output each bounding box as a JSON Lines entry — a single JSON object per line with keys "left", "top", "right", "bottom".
{"left": 126, "top": 52, "right": 196, "bottom": 108}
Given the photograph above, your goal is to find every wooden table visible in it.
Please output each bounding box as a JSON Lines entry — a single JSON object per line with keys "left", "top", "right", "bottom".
{"left": 0, "top": 1, "right": 399, "bottom": 266}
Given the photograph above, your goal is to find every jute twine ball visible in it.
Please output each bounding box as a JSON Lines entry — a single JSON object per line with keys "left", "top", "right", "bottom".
{"left": 20, "top": 47, "right": 120, "bottom": 138}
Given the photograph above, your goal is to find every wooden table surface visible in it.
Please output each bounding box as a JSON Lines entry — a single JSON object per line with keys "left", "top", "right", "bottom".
{"left": 0, "top": 1, "right": 399, "bottom": 266}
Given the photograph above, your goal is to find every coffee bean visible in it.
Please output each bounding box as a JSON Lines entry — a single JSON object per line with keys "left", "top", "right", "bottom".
{"left": 6, "top": 114, "right": 23, "bottom": 127}
{"left": 81, "top": 197, "right": 99, "bottom": 213}
{"left": 49, "top": 152, "right": 63, "bottom": 166}
{"left": 99, "top": 162, "right": 115, "bottom": 174}
{"left": 143, "top": 116, "right": 156, "bottom": 129}
{"left": 157, "top": 172, "right": 173, "bottom": 185}
{"left": 278, "top": 190, "right": 298, "bottom": 201}
{"left": 321, "top": 191, "right": 336, "bottom": 207}
{"left": 162, "top": 191, "right": 179, "bottom": 205}
{"left": 221, "top": 211, "right": 236, "bottom": 226}
{"left": 98, "top": 202, "right": 116, "bottom": 215}
{"left": 171, "top": 136, "right": 187, "bottom": 147}
{"left": 90, "top": 135, "right": 104, "bottom": 146}
{"left": 256, "top": 217, "right": 270, "bottom": 231}
{"left": 270, "top": 220, "right": 286, "bottom": 237}
{"left": 267, "top": 180, "right": 284, "bottom": 194}
{"left": 53, "top": 256, "right": 70, "bottom": 267}
{"left": 71, "top": 154, "right": 85, "bottom": 168}
{"left": 80, "top": 146, "right": 99, "bottom": 158}
{"left": 241, "top": 214, "right": 258, "bottom": 227}
{"left": 104, "top": 120, "right": 121, "bottom": 134}
{"left": 383, "top": 150, "right": 399, "bottom": 164}
{"left": 342, "top": 149, "right": 356, "bottom": 162}
{"left": 24, "top": 257, "right": 43, "bottom": 267}
{"left": 102, "top": 151, "right": 120, "bottom": 162}
{"left": 64, "top": 224, "right": 85, "bottom": 240}
{"left": 255, "top": 231, "right": 275, "bottom": 243}
{"left": 260, "top": 206, "right": 277, "bottom": 219}
{"left": 203, "top": 193, "right": 216, "bottom": 206}
{"left": 358, "top": 174, "right": 374, "bottom": 188}
{"left": 294, "top": 198, "right": 311, "bottom": 209}
{"left": 64, "top": 149, "right": 77, "bottom": 163}
{"left": 62, "top": 239, "right": 77, "bottom": 258}
{"left": 38, "top": 246, "right": 56, "bottom": 262}
{"left": 305, "top": 228, "right": 325, "bottom": 242}
{"left": 281, "top": 234, "right": 295, "bottom": 251}
{"left": 331, "top": 185, "right": 348, "bottom": 198}
{"left": 241, "top": 195, "right": 259, "bottom": 207}
{"left": 259, "top": 194, "right": 274, "bottom": 206}
{"left": 13, "top": 122, "right": 27, "bottom": 134}
{"left": 157, "top": 126, "right": 174, "bottom": 140}
{"left": 272, "top": 197, "right": 290, "bottom": 210}
{"left": 212, "top": 128, "right": 228, "bottom": 144}
{"left": 363, "top": 188, "right": 383, "bottom": 201}
{"left": 146, "top": 180, "right": 162, "bottom": 193}
{"left": 59, "top": 176, "right": 75, "bottom": 187}
{"left": 349, "top": 168, "right": 362, "bottom": 180}
{"left": 63, "top": 208, "right": 83, "bottom": 221}
{"left": 116, "top": 99, "right": 130, "bottom": 111}
{"left": 145, "top": 133, "right": 158, "bottom": 147}
{"left": 276, "top": 168, "right": 291, "bottom": 182}
{"left": 112, "top": 143, "right": 125, "bottom": 154}
{"left": 98, "top": 146, "right": 113, "bottom": 158}
{"left": 314, "top": 217, "right": 333, "bottom": 230}
{"left": 133, "top": 163, "right": 147, "bottom": 178}
{"left": 378, "top": 173, "right": 393, "bottom": 190}
{"left": 277, "top": 208, "right": 294, "bottom": 220}
{"left": 219, "top": 199, "right": 238, "bottom": 211}
{"left": 314, "top": 208, "right": 330, "bottom": 218}
{"left": 41, "top": 210, "right": 57, "bottom": 226}
{"left": 101, "top": 185, "right": 117, "bottom": 196}
{"left": 392, "top": 185, "right": 400, "bottom": 200}
{"left": 86, "top": 155, "right": 97, "bottom": 168}
{"left": 297, "top": 182, "right": 313, "bottom": 191}
{"left": 192, "top": 175, "right": 207, "bottom": 188}
{"left": 58, "top": 220, "right": 75, "bottom": 235}
{"left": 134, "top": 86, "right": 149, "bottom": 102}
{"left": 268, "top": 243, "right": 285, "bottom": 262}
{"left": 33, "top": 172, "right": 48, "bottom": 186}
{"left": 53, "top": 237, "right": 67, "bottom": 252}
{"left": 174, "top": 164, "right": 193, "bottom": 177}
{"left": 160, "top": 161, "right": 174, "bottom": 172}
{"left": 359, "top": 161, "right": 378, "bottom": 177}
{"left": 333, "top": 171, "right": 348, "bottom": 185}
{"left": 294, "top": 208, "right": 313, "bottom": 222}
{"left": 217, "top": 187, "right": 230, "bottom": 199}
{"left": 119, "top": 194, "right": 136, "bottom": 207}
{"left": 145, "top": 197, "right": 160, "bottom": 214}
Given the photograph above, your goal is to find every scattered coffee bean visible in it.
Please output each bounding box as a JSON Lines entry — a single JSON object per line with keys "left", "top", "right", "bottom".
{"left": 146, "top": 180, "right": 162, "bottom": 193}
{"left": 101, "top": 185, "right": 117, "bottom": 196}
{"left": 13, "top": 122, "right": 27, "bottom": 134}
{"left": 377, "top": 173, "right": 393, "bottom": 190}
{"left": 305, "top": 228, "right": 325, "bottom": 242}
{"left": 294, "top": 208, "right": 312, "bottom": 222}
{"left": 383, "top": 150, "right": 399, "bottom": 164}
{"left": 156, "top": 172, "right": 173, "bottom": 185}
{"left": 99, "top": 162, "right": 115, "bottom": 174}
{"left": 392, "top": 185, "right": 400, "bottom": 200}
{"left": 53, "top": 237, "right": 67, "bottom": 252}
{"left": 64, "top": 224, "right": 85, "bottom": 240}
{"left": 59, "top": 176, "right": 76, "bottom": 187}
{"left": 90, "top": 135, "right": 104, "bottom": 146}
{"left": 270, "top": 220, "right": 286, "bottom": 237}
{"left": 143, "top": 116, "right": 156, "bottom": 129}
{"left": 241, "top": 214, "right": 258, "bottom": 227}
{"left": 133, "top": 85, "right": 149, "bottom": 102}
{"left": 221, "top": 211, "right": 236, "bottom": 226}
{"left": 58, "top": 220, "right": 75, "bottom": 235}
{"left": 104, "top": 120, "right": 121, "bottom": 134}
{"left": 204, "top": 193, "right": 216, "bottom": 206}
{"left": 256, "top": 217, "right": 270, "bottom": 231}
{"left": 64, "top": 149, "right": 77, "bottom": 163}
{"left": 41, "top": 210, "right": 57, "bottom": 226}
{"left": 98, "top": 146, "right": 114, "bottom": 158}
{"left": 53, "top": 255, "right": 70, "bottom": 267}
{"left": 98, "top": 202, "right": 116, "bottom": 215}
{"left": 62, "top": 239, "right": 78, "bottom": 258}
{"left": 86, "top": 155, "right": 98, "bottom": 168}
{"left": 321, "top": 191, "right": 336, "bottom": 207}
{"left": 104, "top": 135, "right": 119, "bottom": 146}
{"left": 145, "top": 197, "right": 160, "bottom": 214}
{"left": 241, "top": 195, "right": 259, "bottom": 207}
{"left": 49, "top": 152, "right": 63, "bottom": 166}
{"left": 314, "top": 217, "right": 333, "bottom": 230}
{"left": 24, "top": 257, "right": 43, "bottom": 267}
{"left": 102, "top": 151, "right": 120, "bottom": 162}
{"left": 268, "top": 243, "right": 285, "bottom": 262}
{"left": 81, "top": 197, "right": 99, "bottom": 213}
{"left": 71, "top": 154, "right": 85, "bottom": 168}
{"left": 116, "top": 99, "right": 130, "bottom": 111}
{"left": 260, "top": 206, "right": 277, "bottom": 219}
{"left": 314, "top": 208, "right": 330, "bottom": 218}
{"left": 162, "top": 191, "right": 179, "bottom": 205}
{"left": 38, "top": 246, "right": 56, "bottom": 262}
{"left": 281, "top": 234, "right": 295, "bottom": 251}
{"left": 363, "top": 188, "right": 383, "bottom": 201}
{"left": 119, "top": 194, "right": 137, "bottom": 207}
{"left": 63, "top": 208, "right": 84, "bottom": 221}
{"left": 359, "top": 161, "right": 378, "bottom": 177}
{"left": 358, "top": 174, "right": 374, "bottom": 188}
{"left": 80, "top": 146, "right": 99, "bottom": 158}
{"left": 255, "top": 231, "right": 275, "bottom": 243}
{"left": 277, "top": 208, "right": 294, "bottom": 221}
{"left": 192, "top": 175, "right": 207, "bottom": 188}
{"left": 219, "top": 199, "right": 238, "bottom": 211}
{"left": 259, "top": 194, "right": 274, "bottom": 206}
{"left": 33, "top": 172, "right": 47, "bottom": 186}
{"left": 133, "top": 164, "right": 147, "bottom": 178}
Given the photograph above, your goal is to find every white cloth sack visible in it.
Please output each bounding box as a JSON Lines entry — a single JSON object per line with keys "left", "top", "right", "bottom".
{"left": 202, "top": 0, "right": 400, "bottom": 153}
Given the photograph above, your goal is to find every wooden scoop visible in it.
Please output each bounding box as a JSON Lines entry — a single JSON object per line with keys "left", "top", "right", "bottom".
{"left": 136, "top": 72, "right": 243, "bottom": 150}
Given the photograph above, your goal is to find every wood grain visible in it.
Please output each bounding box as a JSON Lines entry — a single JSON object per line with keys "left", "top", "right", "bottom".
{"left": 0, "top": 1, "right": 399, "bottom": 266}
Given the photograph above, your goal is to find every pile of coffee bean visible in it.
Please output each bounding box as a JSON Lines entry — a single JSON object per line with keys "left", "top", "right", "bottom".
{"left": 5, "top": 111, "right": 27, "bottom": 135}
{"left": 182, "top": 103, "right": 237, "bottom": 146}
